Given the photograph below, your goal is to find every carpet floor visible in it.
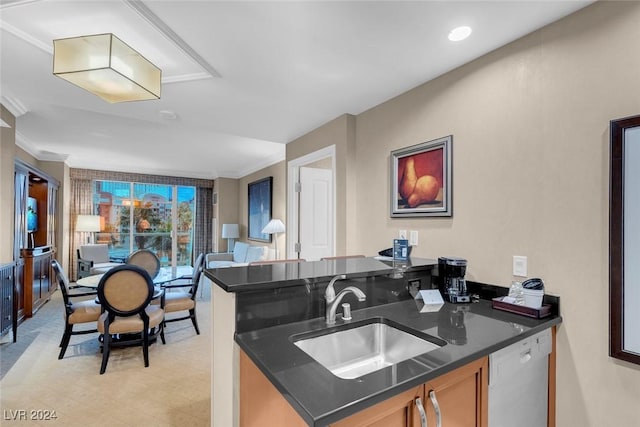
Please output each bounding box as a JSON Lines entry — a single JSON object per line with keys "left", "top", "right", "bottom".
{"left": 0, "top": 283, "right": 211, "bottom": 426}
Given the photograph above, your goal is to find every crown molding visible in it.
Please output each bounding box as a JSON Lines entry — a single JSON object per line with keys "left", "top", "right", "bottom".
{"left": 220, "top": 151, "right": 287, "bottom": 179}
{"left": 0, "top": 19, "right": 52, "bottom": 54}
{"left": 124, "top": 0, "right": 221, "bottom": 79}
{"left": 15, "top": 131, "right": 69, "bottom": 162}
{"left": 163, "top": 72, "right": 212, "bottom": 84}
{"left": 0, "top": 95, "right": 29, "bottom": 117}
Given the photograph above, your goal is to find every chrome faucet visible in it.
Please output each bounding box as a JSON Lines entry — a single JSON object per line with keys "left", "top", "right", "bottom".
{"left": 325, "top": 274, "right": 366, "bottom": 325}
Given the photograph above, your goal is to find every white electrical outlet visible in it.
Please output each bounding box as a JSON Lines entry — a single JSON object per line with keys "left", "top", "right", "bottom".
{"left": 410, "top": 230, "right": 419, "bottom": 246}
{"left": 399, "top": 230, "right": 407, "bottom": 240}
{"left": 513, "top": 256, "right": 527, "bottom": 277}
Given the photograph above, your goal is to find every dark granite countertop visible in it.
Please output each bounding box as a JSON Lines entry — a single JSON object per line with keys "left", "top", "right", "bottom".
{"left": 236, "top": 298, "right": 561, "bottom": 427}
{"left": 205, "top": 256, "right": 437, "bottom": 292}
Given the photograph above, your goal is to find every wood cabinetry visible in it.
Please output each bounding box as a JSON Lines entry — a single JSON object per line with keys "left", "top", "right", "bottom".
{"left": 20, "top": 246, "right": 54, "bottom": 318}
{"left": 11, "top": 159, "right": 59, "bottom": 323}
{"left": 240, "top": 351, "right": 308, "bottom": 427}
{"left": 331, "top": 385, "right": 423, "bottom": 427}
{"left": 423, "top": 357, "right": 488, "bottom": 427}
{"left": 332, "top": 357, "right": 487, "bottom": 427}
{"left": 240, "top": 349, "right": 488, "bottom": 427}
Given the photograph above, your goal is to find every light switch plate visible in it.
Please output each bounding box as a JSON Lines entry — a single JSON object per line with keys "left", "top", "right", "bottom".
{"left": 513, "top": 255, "right": 527, "bottom": 277}
{"left": 410, "top": 230, "right": 419, "bottom": 246}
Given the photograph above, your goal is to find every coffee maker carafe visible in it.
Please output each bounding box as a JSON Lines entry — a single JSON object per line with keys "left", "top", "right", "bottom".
{"left": 438, "top": 256, "right": 470, "bottom": 303}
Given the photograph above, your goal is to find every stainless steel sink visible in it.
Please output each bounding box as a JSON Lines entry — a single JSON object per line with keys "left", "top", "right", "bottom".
{"left": 292, "top": 317, "right": 446, "bottom": 379}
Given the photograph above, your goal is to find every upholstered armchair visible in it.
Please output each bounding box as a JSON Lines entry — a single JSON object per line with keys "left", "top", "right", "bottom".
{"left": 206, "top": 242, "right": 273, "bottom": 268}
{"left": 77, "top": 244, "right": 123, "bottom": 279}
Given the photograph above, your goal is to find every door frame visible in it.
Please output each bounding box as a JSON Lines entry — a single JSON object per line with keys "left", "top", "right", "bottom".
{"left": 287, "top": 145, "right": 336, "bottom": 260}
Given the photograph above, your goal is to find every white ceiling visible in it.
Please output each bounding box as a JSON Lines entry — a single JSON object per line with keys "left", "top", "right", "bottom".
{"left": 0, "top": 0, "right": 592, "bottom": 179}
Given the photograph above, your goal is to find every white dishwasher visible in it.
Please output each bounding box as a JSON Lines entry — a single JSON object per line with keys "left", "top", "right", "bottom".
{"left": 489, "top": 328, "right": 552, "bottom": 427}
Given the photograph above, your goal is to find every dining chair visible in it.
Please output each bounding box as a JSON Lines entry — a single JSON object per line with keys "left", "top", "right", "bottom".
{"left": 126, "top": 249, "right": 161, "bottom": 279}
{"left": 160, "top": 253, "right": 205, "bottom": 335}
{"left": 51, "top": 259, "right": 101, "bottom": 360}
{"left": 96, "top": 265, "right": 165, "bottom": 374}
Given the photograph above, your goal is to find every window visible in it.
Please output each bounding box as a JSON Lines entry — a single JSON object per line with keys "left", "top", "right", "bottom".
{"left": 93, "top": 180, "right": 196, "bottom": 266}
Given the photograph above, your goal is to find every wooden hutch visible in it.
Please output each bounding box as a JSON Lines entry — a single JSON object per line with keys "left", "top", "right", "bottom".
{"left": 13, "top": 159, "right": 59, "bottom": 322}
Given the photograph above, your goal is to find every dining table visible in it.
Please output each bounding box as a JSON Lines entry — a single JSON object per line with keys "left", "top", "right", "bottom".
{"left": 76, "top": 265, "right": 193, "bottom": 346}
{"left": 76, "top": 265, "right": 194, "bottom": 288}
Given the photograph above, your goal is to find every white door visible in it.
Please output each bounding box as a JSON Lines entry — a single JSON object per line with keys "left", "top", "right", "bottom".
{"left": 299, "top": 167, "right": 333, "bottom": 261}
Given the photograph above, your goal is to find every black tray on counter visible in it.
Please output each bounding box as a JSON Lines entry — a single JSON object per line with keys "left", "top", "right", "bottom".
{"left": 492, "top": 296, "right": 552, "bottom": 319}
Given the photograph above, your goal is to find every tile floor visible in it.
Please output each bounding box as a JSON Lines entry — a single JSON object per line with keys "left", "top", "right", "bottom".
{"left": 0, "top": 284, "right": 212, "bottom": 426}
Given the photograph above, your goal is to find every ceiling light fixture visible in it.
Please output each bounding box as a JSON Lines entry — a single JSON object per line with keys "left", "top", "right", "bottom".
{"left": 53, "top": 33, "right": 161, "bottom": 103}
{"left": 448, "top": 26, "right": 472, "bottom": 42}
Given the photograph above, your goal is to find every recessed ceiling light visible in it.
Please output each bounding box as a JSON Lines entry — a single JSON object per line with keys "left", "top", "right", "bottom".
{"left": 448, "top": 26, "right": 472, "bottom": 42}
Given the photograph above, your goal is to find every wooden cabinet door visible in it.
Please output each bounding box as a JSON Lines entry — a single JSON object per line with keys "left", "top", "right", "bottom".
{"left": 40, "top": 252, "right": 52, "bottom": 294}
{"left": 331, "top": 385, "right": 424, "bottom": 427}
{"left": 241, "top": 349, "right": 488, "bottom": 427}
{"left": 424, "top": 357, "right": 488, "bottom": 427}
{"left": 240, "top": 351, "right": 308, "bottom": 427}
{"left": 241, "top": 346, "right": 425, "bottom": 427}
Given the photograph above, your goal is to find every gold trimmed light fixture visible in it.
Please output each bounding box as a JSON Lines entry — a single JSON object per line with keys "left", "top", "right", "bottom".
{"left": 53, "top": 33, "right": 161, "bottom": 103}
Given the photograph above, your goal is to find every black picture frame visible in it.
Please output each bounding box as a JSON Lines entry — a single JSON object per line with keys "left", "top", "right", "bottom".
{"left": 610, "top": 114, "right": 640, "bottom": 365}
{"left": 248, "top": 177, "right": 273, "bottom": 242}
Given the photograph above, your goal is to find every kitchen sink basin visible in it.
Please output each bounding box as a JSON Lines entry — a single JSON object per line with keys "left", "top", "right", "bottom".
{"left": 292, "top": 317, "right": 446, "bottom": 379}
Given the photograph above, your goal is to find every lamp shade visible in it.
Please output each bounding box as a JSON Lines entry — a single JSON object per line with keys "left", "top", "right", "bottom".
{"left": 53, "top": 33, "right": 161, "bottom": 103}
{"left": 262, "top": 219, "right": 285, "bottom": 234}
{"left": 76, "top": 215, "right": 101, "bottom": 232}
{"left": 221, "top": 224, "right": 240, "bottom": 239}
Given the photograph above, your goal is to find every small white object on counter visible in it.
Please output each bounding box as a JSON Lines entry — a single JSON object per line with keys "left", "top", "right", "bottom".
{"left": 414, "top": 289, "right": 444, "bottom": 313}
{"left": 523, "top": 289, "right": 544, "bottom": 308}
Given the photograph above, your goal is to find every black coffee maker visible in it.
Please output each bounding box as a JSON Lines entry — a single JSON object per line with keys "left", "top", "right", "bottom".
{"left": 438, "top": 256, "right": 470, "bottom": 303}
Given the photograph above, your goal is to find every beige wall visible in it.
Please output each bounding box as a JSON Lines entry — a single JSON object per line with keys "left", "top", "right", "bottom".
{"left": 15, "top": 145, "right": 36, "bottom": 165}
{"left": 238, "top": 161, "right": 286, "bottom": 256}
{"left": 286, "top": 114, "right": 356, "bottom": 255}
{"left": 0, "top": 105, "right": 16, "bottom": 263}
{"left": 214, "top": 177, "right": 240, "bottom": 252}
{"left": 347, "top": 2, "right": 639, "bottom": 426}
{"left": 39, "top": 160, "right": 69, "bottom": 272}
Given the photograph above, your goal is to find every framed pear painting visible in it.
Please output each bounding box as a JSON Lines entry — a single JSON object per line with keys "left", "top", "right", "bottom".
{"left": 390, "top": 135, "right": 452, "bottom": 217}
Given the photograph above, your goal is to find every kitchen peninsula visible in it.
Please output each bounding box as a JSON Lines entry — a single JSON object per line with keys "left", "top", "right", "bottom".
{"left": 207, "top": 257, "right": 561, "bottom": 427}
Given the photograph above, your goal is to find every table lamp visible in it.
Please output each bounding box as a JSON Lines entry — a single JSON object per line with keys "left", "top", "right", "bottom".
{"left": 76, "top": 214, "right": 101, "bottom": 243}
{"left": 221, "top": 224, "right": 240, "bottom": 252}
{"left": 261, "top": 219, "right": 286, "bottom": 259}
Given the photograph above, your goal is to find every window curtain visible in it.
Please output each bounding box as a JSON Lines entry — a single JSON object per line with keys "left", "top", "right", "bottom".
{"left": 69, "top": 178, "right": 93, "bottom": 281}
{"left": 193, "top": 187, "right": 213, "bottom": 261}
{"left": 13, "top": 169, "right": 27, "bottom": 260}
